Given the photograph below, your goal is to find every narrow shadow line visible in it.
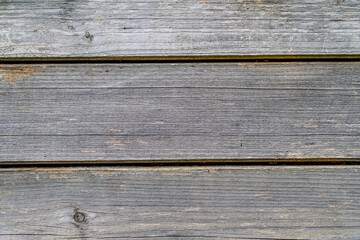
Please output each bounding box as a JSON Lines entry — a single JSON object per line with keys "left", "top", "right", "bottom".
{"left": 1, "top": 55, "right": 360, "bottom": 64}
{"left": 0, "top": 158, "right": 359, "bottom": 168}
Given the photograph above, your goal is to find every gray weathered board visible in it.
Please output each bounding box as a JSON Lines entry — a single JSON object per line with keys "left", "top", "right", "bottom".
{"left": 1, "top": 166, "right": 360, "bottom": 239}
{"left": 1, "top": 0, "right": 360, "bottom": 57}
{"left": 1, "top": 62, "right": 359, "bottom": 163}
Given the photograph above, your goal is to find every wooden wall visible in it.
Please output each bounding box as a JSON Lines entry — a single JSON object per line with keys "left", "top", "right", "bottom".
{"left": 1, "top": 0, "right": 360, "bottom": 239}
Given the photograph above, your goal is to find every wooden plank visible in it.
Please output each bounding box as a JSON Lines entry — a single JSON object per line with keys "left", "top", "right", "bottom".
{"left": 1, "top": 0, "right": 360, "bottom": 58}
{"left": 0, "top": 166, "right": 360, "bottom": 239}
{"left": 1, "top": 62, "right": 360, "bottom": 163}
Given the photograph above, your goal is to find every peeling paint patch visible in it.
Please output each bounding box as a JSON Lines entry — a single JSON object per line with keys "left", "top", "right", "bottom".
{"left": 81, "top": 149, "right": 97, "bottom": 153}
{"left": 90, "top": 170, "right": 118, "bottom": 176}
{"left": 107, "top": 128, "right": 123, "bottom": 132}
{"left": 0, "top": 190, "right": 11, "bottom": 195}
{"left": 96, "top": 18, "right": 104, "bottom": 25}
{"left": 105, "top": 139, "right": 124, "bottom": 149}
{"left": 0, "top": 66, "right": 36, "bottom": 84}
{"left": 49, "top": 174, "right": 70, "bottom": 179}
{"left": 137, "top": 139, "right": 148, "bottom": 145}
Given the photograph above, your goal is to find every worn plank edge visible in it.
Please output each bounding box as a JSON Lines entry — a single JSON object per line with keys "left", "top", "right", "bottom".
{"left": 1, "top": 55, "right": 360, "bottom": 63}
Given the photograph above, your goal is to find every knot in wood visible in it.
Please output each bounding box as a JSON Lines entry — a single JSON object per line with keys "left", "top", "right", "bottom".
{"left": 74, "top": 211, "right": 86, "bottom": 223}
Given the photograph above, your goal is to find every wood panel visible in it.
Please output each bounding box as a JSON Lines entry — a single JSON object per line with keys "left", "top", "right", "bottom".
{"left": 1, "top": 0, "right": 360, "bottom": 58}
{"left": 1, "top": 62, "right": 360, "bottom": 163}
{"left": 1, "top": 166, "right": 360, "bottom": 239}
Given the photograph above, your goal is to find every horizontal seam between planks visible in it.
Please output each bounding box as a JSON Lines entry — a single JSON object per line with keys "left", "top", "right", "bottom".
{"left": 1, "top": 55, "right": 360, "bottom": 64}
{"left": 0, "top": 158, "right": 360, "bottom": 168}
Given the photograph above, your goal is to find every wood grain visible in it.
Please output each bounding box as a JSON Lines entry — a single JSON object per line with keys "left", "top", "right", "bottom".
{"left": 1, "top": 0, "right": 360, "bottom": 57}
{"left": 1, "top": 166, "right": 360, "bottom": 239}
{"left": 1, "top": 62, "right": 360, "bottom": 163}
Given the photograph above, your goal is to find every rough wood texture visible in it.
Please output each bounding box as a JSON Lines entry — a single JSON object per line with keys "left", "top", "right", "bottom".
{"left": 0, "top": 166, "right": 360, "bottom": 239}
{"left": 1, "top": 0, "right": 360, "bottom": 57}
{"left": 1, "top": 62, "right": 359, "bottom": 163}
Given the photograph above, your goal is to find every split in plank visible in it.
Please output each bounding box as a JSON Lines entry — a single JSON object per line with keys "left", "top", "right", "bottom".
{"left": 1, "top": 0, "right": 360, "bottom": 57}
{"left": 0, "top": 62, "right": 359, "bottom": 163}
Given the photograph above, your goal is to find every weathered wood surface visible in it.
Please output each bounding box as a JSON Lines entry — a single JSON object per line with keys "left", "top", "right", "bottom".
{"left": 1, "top": 0, "right": 360, "bottom": 57}
{"left": 1, "top": 62, "right": 359, "bottom": 163}
{"left": 1, "top": 166, "right": 360, "bottom": 239}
